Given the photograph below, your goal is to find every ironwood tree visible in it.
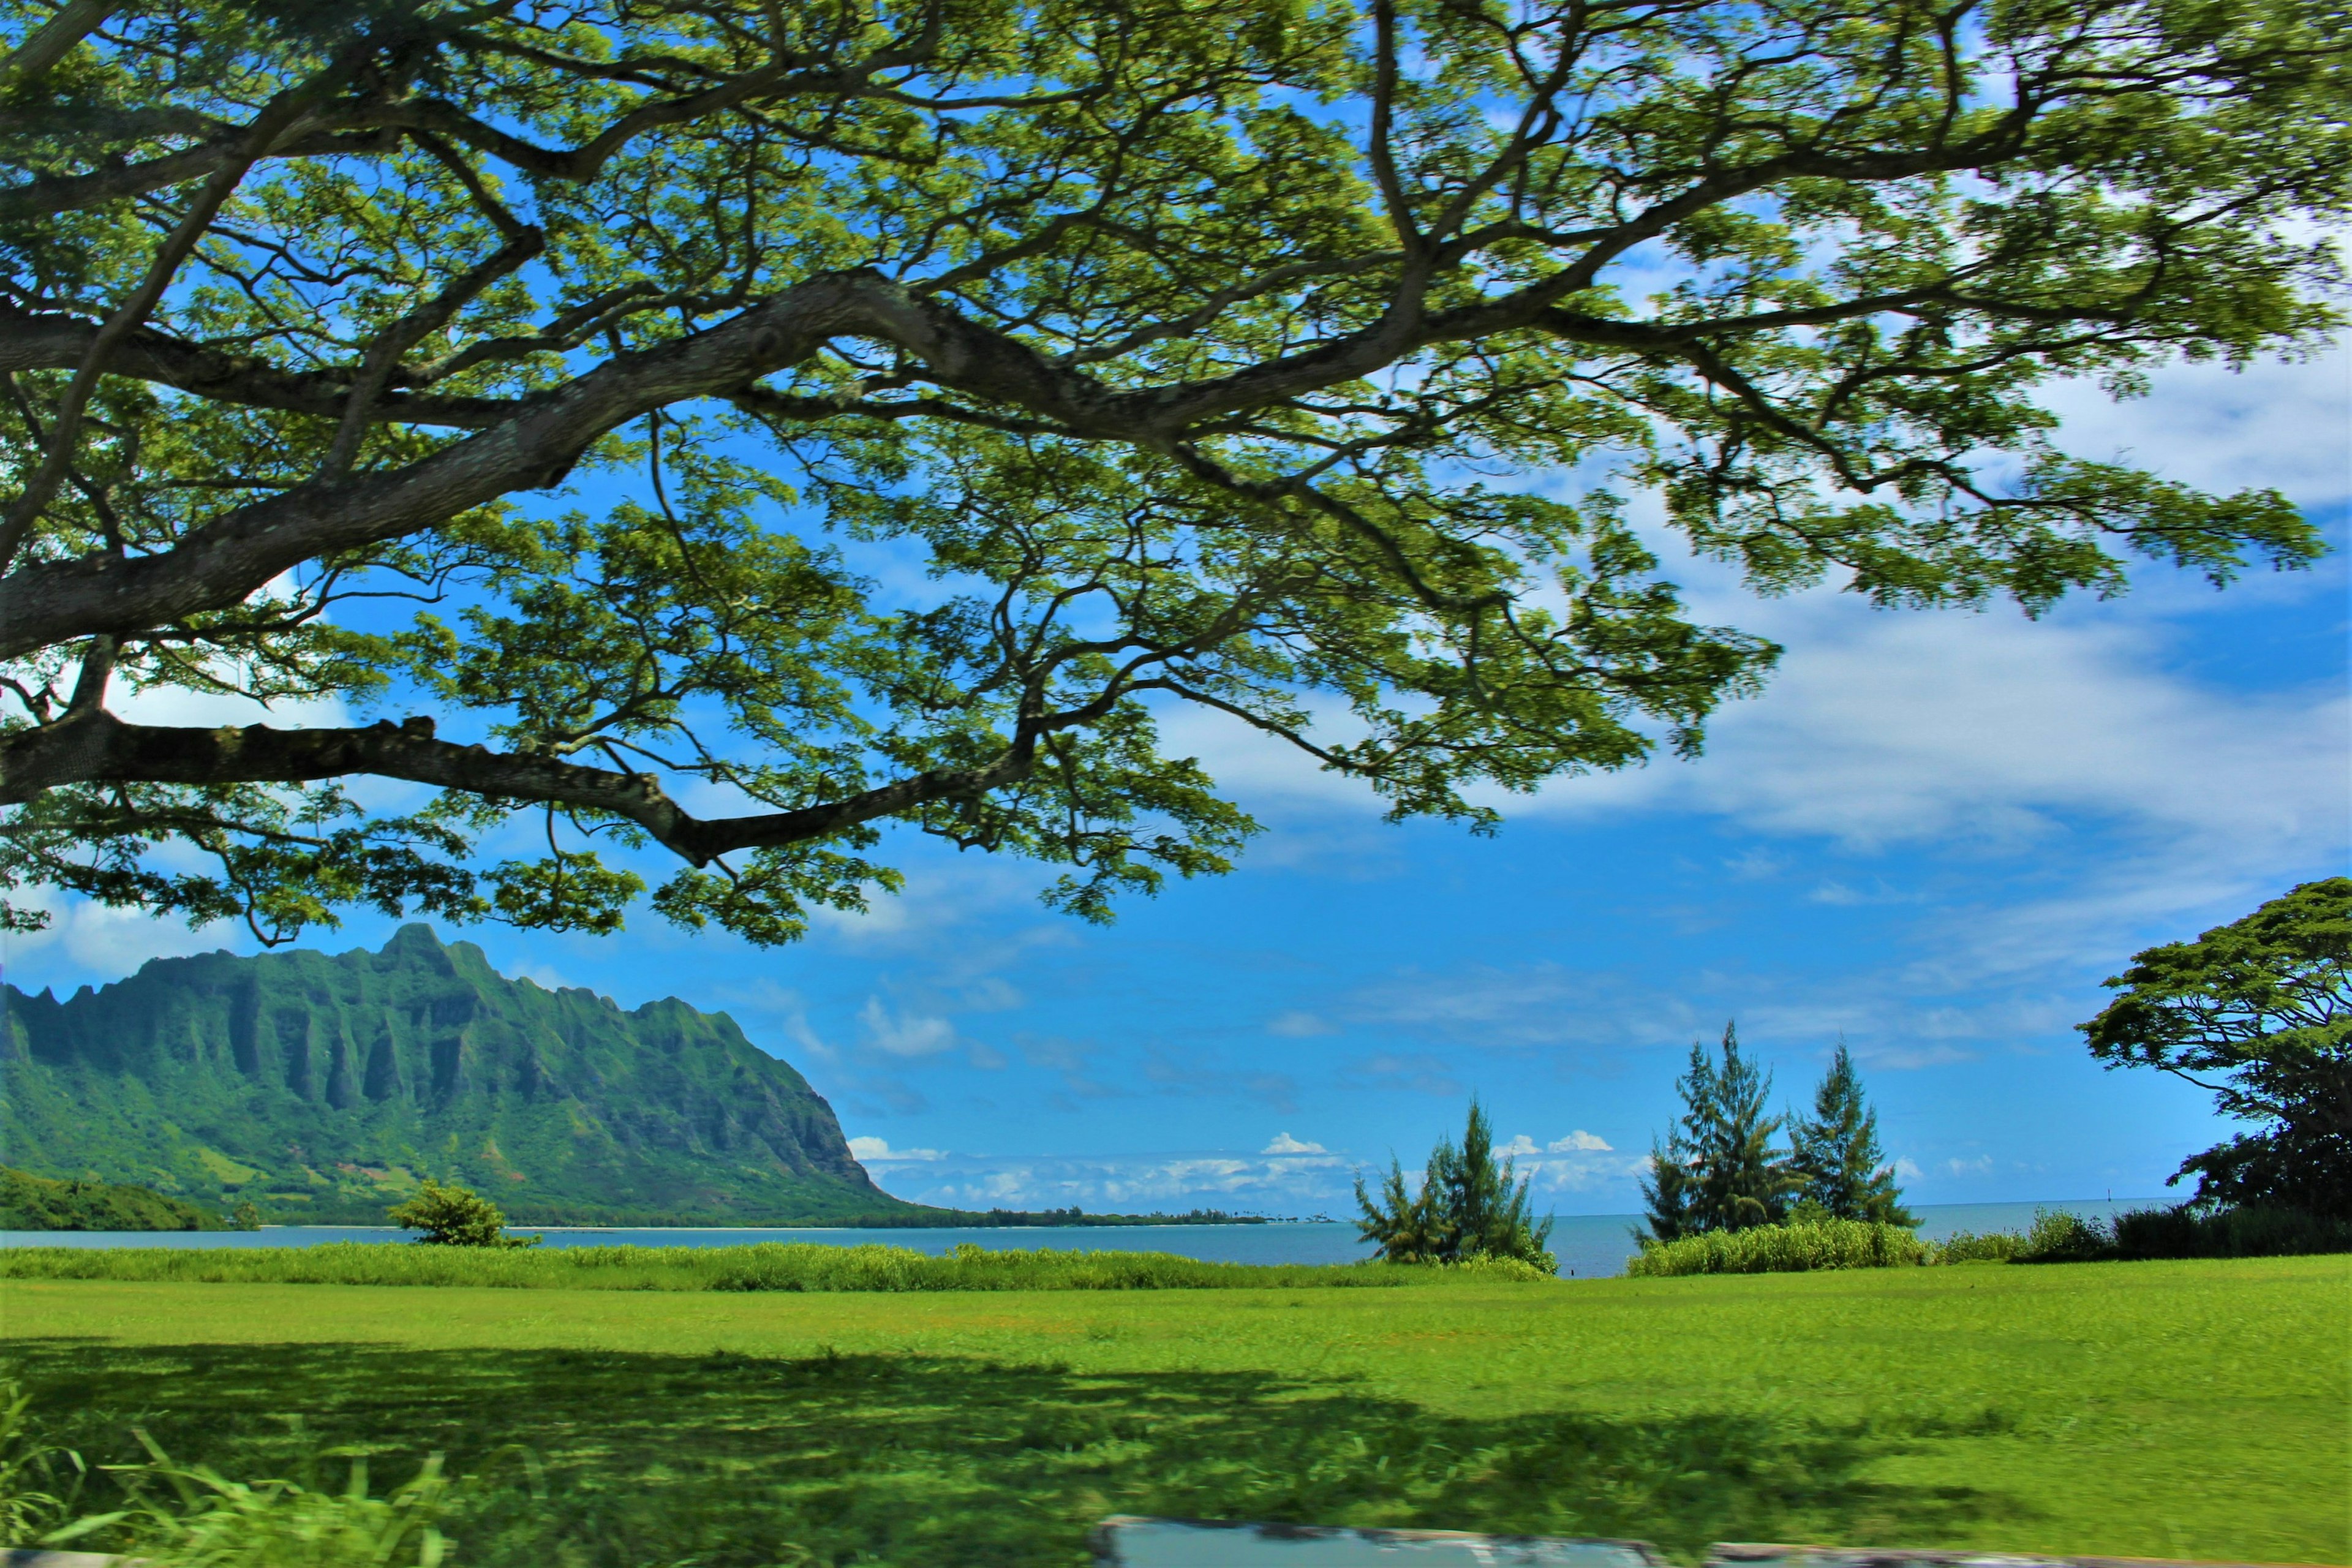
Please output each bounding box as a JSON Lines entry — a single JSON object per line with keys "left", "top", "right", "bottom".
{"left": 1642, "top": 1021, "right": 1798, "bottom": 1238}
{"left": 0, "top": 0, "right": 2342, "bottom": 943}
{"left": 1789, "top": 1038, "right": 1913, "bottom": 1226}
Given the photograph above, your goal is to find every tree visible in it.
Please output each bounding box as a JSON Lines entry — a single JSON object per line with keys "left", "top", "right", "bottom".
{"left": 386, "top": 1178, "right": 540, "bottom": 1246}
{"left": 1789, "top": 1038, "right": 1913, "bottom": 1227}
{"left": 0, "top": 2, "right": 2339, "bottom": 946}
{"left": 1355, "top": 1099, "right": 1555, "bottom": 1268}
{"left": 1643, "top": 1022, "right": 1799, "bottom": 1238}
{"left": 2080, "top": 877, "right": 2351, "bottom": 1218}
{"left": 1639, "top": 1040, "right": 1714, "bottom": 1242}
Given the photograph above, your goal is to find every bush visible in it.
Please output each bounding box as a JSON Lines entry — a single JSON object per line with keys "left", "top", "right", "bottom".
{"left": 2016, "top": 1208, "right": 2115, "bottom": 1262}
{"left": 385, "top": 1181, "right": 539, "bottom": 1248}
{"left": 1626, "top": 1218, "right": 1928, "bottom": 1276}
{"left": 2114, "top": 1204, "right": 2352, "bottom": 1259}
{"left": 1931, "top": 1229, "right": 2021, "bottom": 1264}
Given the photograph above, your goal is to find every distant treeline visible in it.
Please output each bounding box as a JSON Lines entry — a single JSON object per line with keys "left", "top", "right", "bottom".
{"left": 858, "top": 1205, "right": 1267, "bottom": 1229}
{"left": 0, "top": 1168, "right": 1263, "bottom": 1233}
{"left": 0, "top": 1166, "right": 220, "bottom": 1231}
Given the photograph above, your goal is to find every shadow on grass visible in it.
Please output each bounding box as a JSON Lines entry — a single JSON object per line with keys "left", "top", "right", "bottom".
{"left": 7, "top": 1338, "right": 2012, "bottom": 1567}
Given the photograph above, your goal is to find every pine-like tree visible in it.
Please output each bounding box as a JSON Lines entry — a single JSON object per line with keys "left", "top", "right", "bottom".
{"left": 1643, "top": 1022, "right": 1800, "bottom": 1237}
{"left": 1790, "top": 1040, "right": 1916, "bottom": 1226}
{"left": 1640, "top": 1041, "right": 1716, "bottom": 1242}
{"left": 1356, "top": 1100, "right": 1555, "bottom": 1268}
{"left": 1694, "top": 1024, "right": 1798, "bottom": 1230}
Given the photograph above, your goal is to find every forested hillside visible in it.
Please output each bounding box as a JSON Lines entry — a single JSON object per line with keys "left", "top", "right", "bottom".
{"left": 1, "top": 925, "right": 903, "bottom": 1224}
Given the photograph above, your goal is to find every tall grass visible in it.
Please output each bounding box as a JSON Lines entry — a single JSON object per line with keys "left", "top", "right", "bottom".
{"left": 0, "top": 1240, "right": 1551, "bottom": 1293}
{"left": 1625, "top": 1219, "right": 1928, "bottom": 1276}
{"left": 1628, "top": 1204, "right": 2352, "bottom": 1277}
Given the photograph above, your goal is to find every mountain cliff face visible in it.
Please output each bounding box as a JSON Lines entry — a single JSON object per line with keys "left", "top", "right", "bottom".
{"left": 1, "top": 925, "right": 903, "bottom": 1224}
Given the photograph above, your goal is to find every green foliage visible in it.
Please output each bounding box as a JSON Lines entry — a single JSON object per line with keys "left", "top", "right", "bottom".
{"left": 49, "top": 1438, "right": 454, "bottom": 1568}
{"left": 0, "top": 1240, "right": 1513, "bottom": 1294}
{"left": 1643, "top": 1023, "right": 1800, "bottom": 1240}
{"left": 1, "top": 0, "right": 2340, "bottom": 945}
{"left": 386, "top": 1181, "right": 539, "bottom": 1250}
{"left": 1354, "top": 1100, "right": 1557, "bottom": 1269}
{"left": 9, "top": 1259, "right": 2346, "bottom": 1564}
{"left": 2113, "top": 1204, "right": 2352, "bottom": 1259}
{"left": 0, "top": 1378, "right": 83, "bottom": 1547}
{"left": 1788, "top": 1041, "right": 1914, "bottom": 1227}
{"left": 2081, "top": 877, "right": 2352, "bottom": 1217}
{"left": 0, "top": 1164, "right": 217, "bottom": 1231}
{"left": 0, "top": 924, "right": 900, "bottom": 1224}
{"left": 1627, "top": 1219, "right": 1930, "bottom": 1276}
{"left": 1932, "top": 1231, "right": 2024, "bottom": 1265}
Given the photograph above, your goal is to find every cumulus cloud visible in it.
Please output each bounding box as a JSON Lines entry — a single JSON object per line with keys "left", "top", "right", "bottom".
{"left": 858, "top": 997, "right": 958, "bottom": 1057}
{"left": 1499, "top": 1134, "right": 1541, "bottom": 1157}
{"left": 1262, "top": 1133, "right": 1327, "bottom": 1155}
{"left": 846, "top": 1136, "right": 947, "bottom": 1163}
{"left": 1548, "top": 1131, "right": 1612, "bottom": 1153}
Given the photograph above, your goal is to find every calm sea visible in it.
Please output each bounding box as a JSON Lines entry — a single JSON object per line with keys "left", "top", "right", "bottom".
{"left": 0, "top": 1199, "right": 2159, "bottom": 1278}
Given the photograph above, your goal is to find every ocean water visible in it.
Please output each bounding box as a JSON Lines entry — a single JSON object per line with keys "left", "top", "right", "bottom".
{"left": 0, "top": 1199, "right": 2159, "bottom": 1278}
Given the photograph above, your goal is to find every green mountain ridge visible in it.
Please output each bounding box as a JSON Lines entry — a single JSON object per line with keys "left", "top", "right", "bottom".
{"left": 1, "top": 924, "right": 908, "bottom": 1224}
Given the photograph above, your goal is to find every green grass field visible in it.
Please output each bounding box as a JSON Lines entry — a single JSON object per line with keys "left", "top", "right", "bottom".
{"left": 4, "top": 1256, "right": 2344, "bottom": 1567}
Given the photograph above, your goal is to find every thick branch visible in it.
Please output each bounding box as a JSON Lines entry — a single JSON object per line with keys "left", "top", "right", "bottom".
{"left": 0, "top": 710, "right": 1036, "bottom": 864}
{"left": 0, "top": 306, "right": 519, "bottom": 426}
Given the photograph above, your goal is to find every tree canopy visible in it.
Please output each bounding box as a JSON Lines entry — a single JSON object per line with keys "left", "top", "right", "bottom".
{"left": 1, "top": 0, "right": 2341, "bottom": 943}
{"left": 2080, "top": 876, "right": 2351, "bottom": 1218}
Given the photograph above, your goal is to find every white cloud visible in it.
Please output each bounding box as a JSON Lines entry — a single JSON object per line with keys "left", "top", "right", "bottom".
{"left": 858, "top": 997, "right": 958, "bottom": 1057}
{"left": 846, "top": 1136, "right": 947, "bottom": 1163}
{"left": 1267, "top": 1010, "right": 1337, "bottom": 1038}
{"left": 1548, "top": 1131, "right": 1611, "bottom": 1153}
{"left": 1499, "top": 1134, "right": 1541, "bottom": 1157}
{"left": 1262, "top": 1133, "right": 1327, "bottom": 1155}
{"left": 1894, "top": 1158, "right": 1925, "bottom": 1181}
{"left": 1, "top": 896, "right": 244, "bottom": 987}
{"left": 870, "top": 1147, "right": 1352, "bottom": 1212}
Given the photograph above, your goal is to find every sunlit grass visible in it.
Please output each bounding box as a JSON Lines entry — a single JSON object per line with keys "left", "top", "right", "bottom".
{"left": 4, "top": 1256, "right": 2343, "bottom": 1567}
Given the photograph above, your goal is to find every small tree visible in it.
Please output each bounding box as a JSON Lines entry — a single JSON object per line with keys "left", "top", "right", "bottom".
{"left": 386, "top": 1180, "right": 540, "bottom": 1248}
{"left": 1355, "top": 1101, "right": 1555, "bottom": 1270}
{"left": 2081, "top": 878, "right": 2351, "bottom": 1218}
{"left": 1790, "top": 1040, "right": 1915, "bottom": 1227}
{"left": 1643, "top": 1023, "right": 1799, "bottom": 1239}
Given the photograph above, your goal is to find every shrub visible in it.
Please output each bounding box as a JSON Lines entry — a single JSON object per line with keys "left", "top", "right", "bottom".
{"left": 2114, "top": 1204, "right": 2352, "bottom": 1259}
{"left": 1625, "top": 1218, "right": 1928, "bottom": 1276}
{"left": 1931, "top": 1230, "right": 2021, "bottom": 1264}
{"left": 2016, "top": 1208, "right": 2116, "bottom": 1262}
{"left": 385, "top": 1181, "right": 539, "bottom": 1249}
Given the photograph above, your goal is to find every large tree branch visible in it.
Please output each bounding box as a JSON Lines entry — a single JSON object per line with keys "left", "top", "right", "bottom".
{"left": 0, "top": 710, "right": 1036, "bottom": 864}
{"left": 0, "top": 306, "right": 520, "bottom": 426}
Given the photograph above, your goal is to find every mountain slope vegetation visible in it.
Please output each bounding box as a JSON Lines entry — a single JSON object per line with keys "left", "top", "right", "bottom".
{"left": 1, "top": 925, "right": 902, "bottom": 1224}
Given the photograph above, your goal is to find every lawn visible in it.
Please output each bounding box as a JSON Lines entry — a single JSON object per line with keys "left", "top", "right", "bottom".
{"left": 2, "top": 1256, "right": 2343, "bottom": 1567}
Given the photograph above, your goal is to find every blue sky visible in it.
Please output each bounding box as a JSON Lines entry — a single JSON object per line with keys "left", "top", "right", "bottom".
{"left": 7, "top": 344, "right": 2346, "bottom": 1220}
